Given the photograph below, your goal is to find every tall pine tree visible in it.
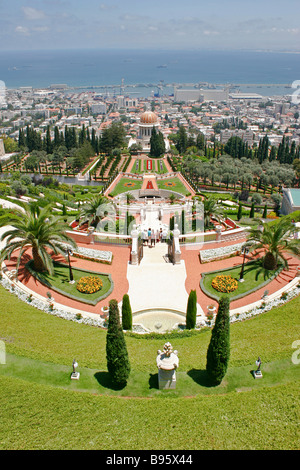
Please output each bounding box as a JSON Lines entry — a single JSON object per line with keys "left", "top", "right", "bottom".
{"left": 186, "top": 289, "right": 197, "bottom": 329}
{"left": 121, "top": 294, "right": 132, "bottom": 331}
{"left": 106, "top": 299, "right": 130, "bottom": 386}
{"left": 206, "top": 295, "right": 230, "bottom": 385}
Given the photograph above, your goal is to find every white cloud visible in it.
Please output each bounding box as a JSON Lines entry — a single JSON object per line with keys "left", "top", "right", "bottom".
{"left": 15, "top": 25, "right": 30, "bottom": 35}
{"left": 99, "top": 3, "right": 117, "bottom": 10}
{"left": 32, "top": 26, "right": 50, "bottom": 33}
{"left": 22, "top": 7, "right": 46, "bottom": 21}
{"left": 203, "top": 30, "right": 220, "bottom": 36}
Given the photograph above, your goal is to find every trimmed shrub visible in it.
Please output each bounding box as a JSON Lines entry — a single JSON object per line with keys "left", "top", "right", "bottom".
{"left": 237, "top": 203, "right": 242, "bottom": 221}
{"left": 122, "top": 294, "right": 132, "bottom": 330}
{"left": 263, "top": 204, "right": 268, "bottom": 218}
{"left": 186, "top": 289, "right": 197, "bottom": 329}
{"left": 206, "top": 295, "right": 230, "bottom": 385}
{"left": 106, "top": 299, "right": 130, "bottom": 386}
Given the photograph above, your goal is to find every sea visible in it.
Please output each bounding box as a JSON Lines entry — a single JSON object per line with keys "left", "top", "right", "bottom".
{"left": 0, "top": 48, "right": 300, "bottom": 98}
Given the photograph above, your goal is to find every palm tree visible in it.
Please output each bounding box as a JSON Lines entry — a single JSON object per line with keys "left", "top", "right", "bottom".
{"left": 203, "top": 197, "right": 224, "bottom": 229}
{"left": 79, "top": 194, "right": 108, "bottom": 228}
{"left": 0, "top": 203, "right": 77, "bottom": 274}
{"left": 247, "top": 218, "right": 300, "bottom": 270}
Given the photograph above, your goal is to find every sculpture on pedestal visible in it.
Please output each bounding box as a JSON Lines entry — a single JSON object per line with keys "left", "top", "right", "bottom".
{"left": 156, "top": 342, "right": 179, "bottom": 389}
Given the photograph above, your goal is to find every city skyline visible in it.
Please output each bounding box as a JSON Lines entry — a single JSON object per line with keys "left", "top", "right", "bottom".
{"left": 0, "top": 0, "right": 300, "bottom": 52}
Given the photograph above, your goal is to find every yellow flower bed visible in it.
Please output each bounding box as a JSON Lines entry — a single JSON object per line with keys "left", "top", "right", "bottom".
{"left": 211, "top": 275, "right": 238, "bottom": 293}
{"left": 76, "top": 276, "right": 103, "bottom": 294}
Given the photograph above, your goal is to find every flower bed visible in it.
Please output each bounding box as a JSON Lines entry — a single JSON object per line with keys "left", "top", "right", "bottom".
{"left": 211, "top": 275, "right": 238, "bottom": 293}
{"left": 76, "top": 276, "right": 103, "bottom": 294}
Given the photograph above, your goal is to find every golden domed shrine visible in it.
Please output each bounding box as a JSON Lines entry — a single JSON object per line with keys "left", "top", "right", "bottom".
{"left": 128, "top": 110, "right": 169, "bottom": 153}
{"left": 137, "top": 111, "right": 159, "bottom": 152}
{"left": 139, "top": 111, "right": 159, "bottom": 125}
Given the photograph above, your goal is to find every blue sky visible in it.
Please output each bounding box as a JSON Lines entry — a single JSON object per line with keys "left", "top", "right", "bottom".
{"left": 1, "top": 0, "right": 300, "bottom": 51}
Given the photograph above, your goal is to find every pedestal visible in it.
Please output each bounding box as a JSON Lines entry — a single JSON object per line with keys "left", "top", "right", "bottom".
{"left": 71, "top": 372, "right": 80, "bottom": 380}
{"left": 158, "top": 368, "right": 176, "bottom": 390}
{"left": 253, "top": 370, "right": 263, "bottom": 379}
{"left": 156, "top": 343, "right": 179, "bottom": 390}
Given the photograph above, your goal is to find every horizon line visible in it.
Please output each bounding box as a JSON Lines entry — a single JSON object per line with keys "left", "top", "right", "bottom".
{"left": 1, "top": 47, "right": 300, "bottom": 54}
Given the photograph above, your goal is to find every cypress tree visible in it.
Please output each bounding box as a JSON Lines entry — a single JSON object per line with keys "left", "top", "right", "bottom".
{"left": 250, "top": 201, "right": 255, "bottom": 218}
{"left": 18, "top": 129, "right": 26, "bottom": 149}
{"left": 106, "top": 299, "right": 130, "bottom": 386}
{"left": 176, "top": 126, "right": 188, "bottom": 154}
{"left": 206, "top": 295, "right": 230, "bottom": 385}
{"left": 46, "top": 126, "right": 53, "bottom": 154}
{"left": 263, "top": 204, "right": 268, "bottom": 219}
{"left": 237, "top": 202, "right": 243, "bottom": 221}
{"left": 186, "top": 289, "right": 197, "bottom": 329}
{"left": 54, "top": 126, "right": 60, "bottom": 149}
{"left": 121, "top": 294, "right": 132, "bottom": 331}
{"left": 149, "top": 126, "right": 158, "bottom": 157}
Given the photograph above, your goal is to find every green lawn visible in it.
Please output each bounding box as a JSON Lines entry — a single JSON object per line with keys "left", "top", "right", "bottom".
{"left": 1, "top": 284, "right": 299, "bottom": 370}
{"left": 109, "top": 177, "right": 143, "bottom": 196}
{"left": 28, "top": 261, "right": 113, "bottom": 305}
{"left": 1, "top": 352, "right": 298, "bottom": 398}
{"left": 131, "top": 159, "right": 142, "bottom": 174}
{"left": 201, "top": 259, "right": 280, "bottom": 301}
{"left": 156, "top": 176, "right": 191, "bottom": 196}
{"left": 0, "top": 376, "right": 298, "bottom": 450}
{"left": 0, "top": 284, "right": 299, "bottom": 449}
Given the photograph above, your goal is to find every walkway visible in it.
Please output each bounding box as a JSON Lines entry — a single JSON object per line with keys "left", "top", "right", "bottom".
{"left": 127, "top": 204, "right": 203, "bottom": 316}
{"left": 127, "top": 241, "right": 203, "bottom": 316}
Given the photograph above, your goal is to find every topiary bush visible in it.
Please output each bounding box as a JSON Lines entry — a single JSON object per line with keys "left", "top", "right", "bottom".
{"left": 186, "top": 289, "right": 197, "bottom": 329}
{"left": 122, "top": 294, "right": 132, "bottom": 330}
{"left": 206, "top": 295, "right": 230, "bottom": 385}
{"left": 106, "top": 299, "right": 130, "bottom": 386}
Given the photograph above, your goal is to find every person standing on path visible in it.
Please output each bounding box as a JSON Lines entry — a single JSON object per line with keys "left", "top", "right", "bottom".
{"left": 151, "top": 229, "right": 156, "bottom": 247}
{"left": 148, "top": 227, "right": 152, "bottom": 246}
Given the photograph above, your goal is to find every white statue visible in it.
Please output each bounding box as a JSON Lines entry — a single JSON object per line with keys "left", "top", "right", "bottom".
{"left": 156, "top": 342, "right": 179, "bottom": 389}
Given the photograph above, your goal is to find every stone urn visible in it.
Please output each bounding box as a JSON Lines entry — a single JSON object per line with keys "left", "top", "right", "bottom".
{"left": 215, "top": 225, "right": 222, "bottom": 242}
{"left": 101, "top": 306, "right": 109, "bottom": 319}
{"left": 156, "top": 342, "right": 179, "bottom": 390}
{"left": 207, "top": 304, "right": 216, "bottom": 316}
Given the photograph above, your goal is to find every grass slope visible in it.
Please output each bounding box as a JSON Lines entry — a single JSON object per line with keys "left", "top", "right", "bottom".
{"left": 0, "top": 376, "right": 298, "bottom": 450}
{"left": 1, "top": 285, "right": 299, "bottom": 370}
{"left": 0, "top": 285, "right": 299, "bottom": 449}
